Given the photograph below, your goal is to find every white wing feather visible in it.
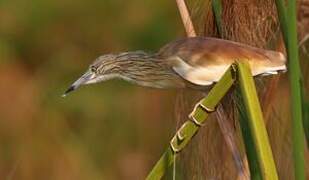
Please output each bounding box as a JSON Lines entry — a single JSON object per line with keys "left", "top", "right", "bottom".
{"left": 172, "top": 56, "right": 229, "bottom": 86}
{"left": 171, "top": 56, "right": 286, "bottom": 86}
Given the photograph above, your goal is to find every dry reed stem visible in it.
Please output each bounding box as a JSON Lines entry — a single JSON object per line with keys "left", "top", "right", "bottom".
{"left": 298, "top": 0, "right": 309, "bottom": 41}
{"left": 216, "top": 104, "right": 250, "bottom": 180}
{"left": 175, "top": 1, "right": 248, "bottom": 179}
{"left": 178, "top": 0, "right": 282, "bottom": 179}
{"left": 176, "top": 0, "right": 197, "bottom": 37}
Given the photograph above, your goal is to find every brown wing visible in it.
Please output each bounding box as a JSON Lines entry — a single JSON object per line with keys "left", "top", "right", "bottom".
{"left": 157, "top": 37, "right": 286, "bottom": 85}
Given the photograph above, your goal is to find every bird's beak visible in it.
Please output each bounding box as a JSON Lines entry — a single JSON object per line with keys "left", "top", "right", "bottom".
{"left": 63, "top": 70, "right": 96, "bottom": 97}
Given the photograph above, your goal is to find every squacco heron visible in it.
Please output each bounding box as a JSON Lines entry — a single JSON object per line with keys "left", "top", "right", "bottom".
{"left": 63, "top": 37, "right": 286, "bottom": 96}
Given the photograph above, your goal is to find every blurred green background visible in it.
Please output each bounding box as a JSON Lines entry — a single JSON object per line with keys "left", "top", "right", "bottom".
{"left": 0, "top": 0, "right": 185, "bottom": 179}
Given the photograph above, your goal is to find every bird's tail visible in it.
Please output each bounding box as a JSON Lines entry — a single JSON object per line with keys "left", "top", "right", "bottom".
{"left": 260, "top": 50, "right": 287, "bottom": 75}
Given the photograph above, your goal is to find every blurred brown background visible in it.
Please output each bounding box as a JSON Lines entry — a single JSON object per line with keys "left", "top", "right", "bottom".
{"left": 0, "top": 0, "right": 186, "bottom": 179}
{"left": 1, "top": 0, "right": 309, "bottom": 179}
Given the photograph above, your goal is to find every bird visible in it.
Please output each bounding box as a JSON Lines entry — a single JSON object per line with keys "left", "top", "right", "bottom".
{"left": 63, "top": 37, "right": 286, "bottom": 96}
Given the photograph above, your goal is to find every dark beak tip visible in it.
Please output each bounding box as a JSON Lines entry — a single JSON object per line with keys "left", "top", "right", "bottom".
{"left": 62, "top": 86, "right": 76, "bottom": 97}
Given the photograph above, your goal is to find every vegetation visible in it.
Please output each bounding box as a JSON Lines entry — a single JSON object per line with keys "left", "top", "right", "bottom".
{"left": 0, "top": 0, "right": 307, "bottom": 179}
{"left": 275, "top": 0, "right": 306, "bottom": 179}
{"left": 146, "top": 62, "right": 281, "bottom": 179}
{"left": 147, "top": 65, "right": 236, "bottom": 179}
{"left": 147, "top": 0, "right": 308, "bottom": 179}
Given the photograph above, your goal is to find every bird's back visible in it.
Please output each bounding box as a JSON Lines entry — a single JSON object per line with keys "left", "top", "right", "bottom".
{"left": 157, "top": 37, "right": 286, "bottom": 86}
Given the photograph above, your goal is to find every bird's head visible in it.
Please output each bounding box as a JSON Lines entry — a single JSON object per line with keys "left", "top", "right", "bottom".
{"left": 63, "top": 51, "right": 161, "bottom": 96}
{"left": 63, "top": 54, "right": 121, "bottom": 96}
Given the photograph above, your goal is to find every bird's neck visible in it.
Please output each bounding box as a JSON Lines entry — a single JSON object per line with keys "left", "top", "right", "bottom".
{"left": 111, "top": 51, "right": 183, "bottom": 88}
{"left": 115, "top": 51, "right": 155, "bottom": 61}
{"left": 114, "top": 51, "right": 161, "bottom": 71}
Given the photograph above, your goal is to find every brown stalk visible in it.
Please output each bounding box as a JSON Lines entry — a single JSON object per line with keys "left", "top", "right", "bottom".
{"left": 176, "top": 0, "right": 197, "bottom": 37}
{"left": 175, "top": 0, "right": 248, "bottom": 179}
{"left": 216, "top": 104, "right": 250, "bottom": 180}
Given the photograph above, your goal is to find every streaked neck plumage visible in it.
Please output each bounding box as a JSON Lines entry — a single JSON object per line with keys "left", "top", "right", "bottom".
{"left": 95, "top": 51, "right": 185, "bottom": 89}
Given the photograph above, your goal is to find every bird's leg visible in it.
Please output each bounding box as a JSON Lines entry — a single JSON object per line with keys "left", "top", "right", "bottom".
{"left": 215, "top": 103, "right": 249, "bottom": 180}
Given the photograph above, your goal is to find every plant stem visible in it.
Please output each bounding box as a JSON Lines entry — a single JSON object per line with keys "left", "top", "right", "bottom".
{"left": 212, "top": 0, "right": 222, "bottom": 36}
{"left": 175, "top": 0, "right": 196, "bottom": 37}
{"left": 237, "top": 61, "right": 278, "bottom": 180}
{"left": 286, "top": 0, "right": 306, "bottom": 178}
{"left": 146, "top": 66, "right": 236, "bottom": 180}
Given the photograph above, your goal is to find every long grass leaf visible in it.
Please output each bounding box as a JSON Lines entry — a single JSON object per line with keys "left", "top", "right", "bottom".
{"left": 237, "top": 61, "right": 278, "bottom": 180}
{"left": 236, "top": 89, "right": 263, "bottom": 180}
{"left": 212, "top": 0, "right": 222, "bottom": 36}
{"left": 287, "top": 0, "right": 306, "bottom": 178}
{"left": 274, "top": 0, "right": 288, "bottom": 44}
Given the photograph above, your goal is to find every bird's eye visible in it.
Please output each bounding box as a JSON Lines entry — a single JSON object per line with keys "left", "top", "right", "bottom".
{"left": 90, "top": 66, "right": 97, "bottom": 73}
